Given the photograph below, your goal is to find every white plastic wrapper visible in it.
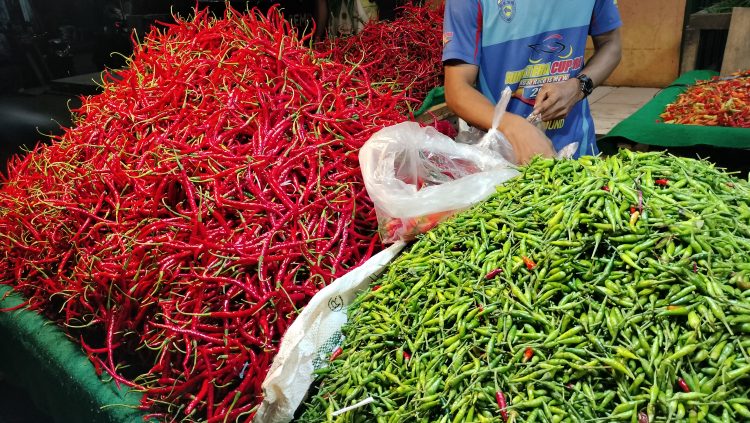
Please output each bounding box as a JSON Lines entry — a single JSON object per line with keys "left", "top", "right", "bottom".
{"left": 255, "top": 242, "right": 406, "bottom": 423}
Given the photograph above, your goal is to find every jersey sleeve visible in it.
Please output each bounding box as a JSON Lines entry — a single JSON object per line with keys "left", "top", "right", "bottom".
{"left": 589, "top": 0, "right": 622, "bottom": 36}
{"left": 442, "top": 0, "right": 482, "bottom": 65}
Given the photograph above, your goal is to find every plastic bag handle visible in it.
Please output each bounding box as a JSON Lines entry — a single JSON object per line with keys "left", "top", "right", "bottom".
{"left": 491, "top": 87, "right": 513, "bottom": 131}
{"left": 476, "top": 87, "right": 517, "bottom": 164}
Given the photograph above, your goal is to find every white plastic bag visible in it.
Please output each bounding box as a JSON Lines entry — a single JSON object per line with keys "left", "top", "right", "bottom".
{"left": 359, "top": 121, "right": 520, "bottom": 243}
{"left": 454, "top": 87, "right": 516, "bottom": 164}
{"left": 255, "top": 242, "right": 406, "bottom": 423}
{"left": 330, "top": 0, "right": 376, "bottom": 36}
{"left": 556, "top": 142, "right": 580, "bottom": 159}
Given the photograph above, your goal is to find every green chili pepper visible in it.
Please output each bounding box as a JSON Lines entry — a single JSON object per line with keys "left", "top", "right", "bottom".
{"left": 302, "top": 153, "right": 750, "bottom": 423}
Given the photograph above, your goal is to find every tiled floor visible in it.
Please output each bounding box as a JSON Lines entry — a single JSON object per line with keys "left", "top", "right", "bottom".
{"left": 590, "top": 86, "right": 662, "bottom": 136}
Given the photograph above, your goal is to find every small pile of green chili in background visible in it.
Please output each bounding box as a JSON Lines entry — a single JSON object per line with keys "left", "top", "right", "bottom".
{"left": 299, "top": 150, "right": 750, "bottom": 423}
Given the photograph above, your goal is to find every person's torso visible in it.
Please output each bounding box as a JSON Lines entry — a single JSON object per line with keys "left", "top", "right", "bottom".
{"left": 476, "top": 1, "right": 598, "bottom": 155}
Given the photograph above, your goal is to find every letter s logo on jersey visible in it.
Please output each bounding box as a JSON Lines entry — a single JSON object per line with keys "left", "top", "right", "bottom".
{"left": 498, "top": 0, "right": 516, "bottom": 22}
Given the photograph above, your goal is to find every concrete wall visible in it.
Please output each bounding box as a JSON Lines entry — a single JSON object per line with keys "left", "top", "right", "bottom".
{"left": 586, "top": 0, "right": 687, "bottom": 87}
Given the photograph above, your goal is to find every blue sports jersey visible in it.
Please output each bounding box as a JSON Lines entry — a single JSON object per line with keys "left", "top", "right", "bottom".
{"left": 442, "top": 0, "right": 622, "bottom": 157}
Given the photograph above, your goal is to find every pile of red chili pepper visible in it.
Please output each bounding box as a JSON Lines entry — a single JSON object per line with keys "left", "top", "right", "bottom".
{"left": 320, "top": 2, "right": 445, "bottom": 109}
{"left": 0, "top": 5, "right": 412, "bottom": 422}
{"left": 660, "top": 69, "right": 750, "bottom": 127}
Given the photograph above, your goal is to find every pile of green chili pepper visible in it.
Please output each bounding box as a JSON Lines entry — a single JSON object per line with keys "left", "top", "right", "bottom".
{"left": 300, "top": 150, "right": 750, "bottom": 423}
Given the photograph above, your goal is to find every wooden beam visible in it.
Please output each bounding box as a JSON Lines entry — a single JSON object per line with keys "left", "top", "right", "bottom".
{"left": 721, "top": 8, "right": 750, "bottom": 75}
{"left": 680, "top": 27, "right": 700, "bottom": 73}
{"left": 688, "top": 12, "right": 732, "bottom": 29}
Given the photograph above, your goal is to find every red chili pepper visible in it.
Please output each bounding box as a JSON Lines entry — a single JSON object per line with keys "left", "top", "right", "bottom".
{"left": 321, "top": 3, "right": 444, "bottom": 106}
{"left": 522, "top": 256, "right": 536, "bottom": 270}
{"left": 330, "top": 347, "right": 343, "bottom": 362}
{"left": 655, "top": 179, "right": 669, "bottom": 186}
{"left": 372, "top": 285, "right": 381, "bottom": 291}
{"left": 0, "top": 2, "right": 445, "bottom": 421}
{"left": 601, "top": 185, "right": 610, "bottom": 191}
{"left": 630, "top": 205, "right": 637, "bottom": 215}
{"left": 485, "top": 268, "right": 503, "bottom": 279}
{"left": 403, "top": 351, "right": 411, "bottom": 361}
{"left": 495, "top": 391, "right": 508, "bottom": 422}
{"left": 678, "top": 378, "right": 691, "bottom": 393}
{"left": 523, "top": 347, "right": 534, "bottom": 363}
{"left": 661, "top": 70, "right": 750, "bottom": 128}
{"left": 185, "top": 379, "right": 210, "bottom": 415}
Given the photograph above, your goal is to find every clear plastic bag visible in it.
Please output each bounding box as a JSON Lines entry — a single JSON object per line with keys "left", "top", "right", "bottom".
{"left": 475, "top": 87, "right": 518, "bottom": 164}
{"left": 359, "top": 121, "right": 519, "bottom": 243}
{"left": 556, "top": 141, "right": 580, "bottom": 159}
{"left": 457, "top": 87, "right": 580, "bottom": 161}
{"left": 454, "top": 88, "right": 517, "bottom": 164}
{"left": 526, "top": 111, "right": 579, "bottom": 159}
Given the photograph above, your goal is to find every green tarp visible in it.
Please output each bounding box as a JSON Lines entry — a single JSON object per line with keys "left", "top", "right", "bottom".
{"left": 600, "top": 70, "right": 750, "bottom": 148}
{"left": 414, "top": 86, "right": 446, "bottom": 117}
{"left": 0, "top": 285, "right": 145, "bottom": 423}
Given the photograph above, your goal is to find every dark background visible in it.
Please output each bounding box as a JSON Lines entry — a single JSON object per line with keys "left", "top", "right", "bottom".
{"left": 0, "top": 0, "right": 198, "bottom": 178}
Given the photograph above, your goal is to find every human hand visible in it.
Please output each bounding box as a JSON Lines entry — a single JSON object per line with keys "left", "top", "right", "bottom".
{"left": 500, "top": 113, "right": 556, "bottom": 165}
{"left": 533, "top": 78, "right": 584, "bottom": 122}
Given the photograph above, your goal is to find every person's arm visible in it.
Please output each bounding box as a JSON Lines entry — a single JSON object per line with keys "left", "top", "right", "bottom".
{"left": 533, "top": 28, "right": 622, "bottom": 121}
{"left": 444, "top": 61, "right": 556, "bottom": 164}
{"left": 444, "top": 61, "right": 495, "bottom": 130}
{"left": 314, "top": 0, "right": 328, "bottom": 41}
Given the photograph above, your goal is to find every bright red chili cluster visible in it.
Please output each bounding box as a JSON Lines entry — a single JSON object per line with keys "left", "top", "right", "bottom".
{"left": 320, "top": 3, "right": 445, "bottom": 109}
{"left": 660, "top": 70, "right": 750, "bottom": 128}
{"left": 0, "top": 5, "right": 415, "bottom": 422}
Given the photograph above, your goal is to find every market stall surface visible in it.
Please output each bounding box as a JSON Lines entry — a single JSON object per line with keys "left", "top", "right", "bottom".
{"left": 590, "top": 86, "right": 661, "bottom": 136}
{"left": 597, "top": 70, "right": 750, "bottom": 177}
